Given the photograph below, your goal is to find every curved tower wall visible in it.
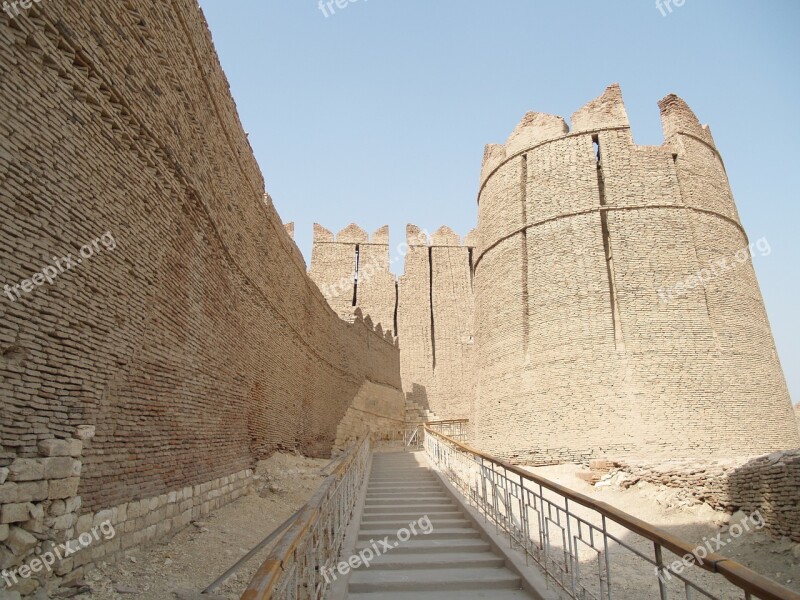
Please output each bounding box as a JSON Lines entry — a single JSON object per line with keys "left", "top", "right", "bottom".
{"left": 473, "top": 84, "right": 800, "bottom": 463}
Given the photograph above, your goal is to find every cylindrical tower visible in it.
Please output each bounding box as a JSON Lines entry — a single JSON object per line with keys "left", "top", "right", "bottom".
{"left": 472, "top": 84, "right": 799, "bottom": 463}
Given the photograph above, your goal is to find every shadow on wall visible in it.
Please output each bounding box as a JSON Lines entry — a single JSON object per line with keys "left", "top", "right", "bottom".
{"left": 406, "top": 384, "right": 431, "bottom": 413}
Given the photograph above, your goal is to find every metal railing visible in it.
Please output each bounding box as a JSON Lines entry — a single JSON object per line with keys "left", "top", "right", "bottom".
{"left": 405, "top": 419, "right": 469, "bottom": 449}
{"left": 422, "top": 426, "right": 800, "bottom": 600}
{"left": 241, "top": 436, "right": 370, "bottom": 600}
{"left": 426, "top": 419, "right": 469, "bottom": 441}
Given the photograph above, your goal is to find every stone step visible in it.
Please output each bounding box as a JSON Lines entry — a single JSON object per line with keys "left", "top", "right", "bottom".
{"left": 356, "top": 527, "right": 479, "bottom": 541}
{"left": 348, "top": 567, "right": 522, "bottom": 593}
{"left": 348, "top": 590, "right": 533, "bottom": 599}
{"left": 353, "top": 538, "right": 492, "bottom": 555}
{"left": 352, "top": 551, "right": 505, "bottom": 570}
{"left": 366, "top": 483, "right": 442, "bottom": 491}
{"left": 364, "top": 496, "right": 454, "bottom": 505}
{"left": 365, "top": 491, "right": 449, "bottom": 499}
{"left": 360, "top": 510, "right": 462, "bottom": 522}
{"left": 358, "top": 518, "right": 467, "bottom": 531}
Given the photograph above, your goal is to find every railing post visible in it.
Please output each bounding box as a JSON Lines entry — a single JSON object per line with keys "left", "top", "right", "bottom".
{"left": 654, "top": 542, "right": 669, "bottom": 600}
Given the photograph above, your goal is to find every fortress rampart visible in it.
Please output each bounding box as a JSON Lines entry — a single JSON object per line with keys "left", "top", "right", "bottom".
{"left": 0, "top": 1, "right": 402, "bottom": 587}
{"left": 1, "top": 1, "right": 798, "bottom": 593}
{"left": 310, "top": 85, "right": 799, "bottom": 464}
{"left": 473, "top": 84, "right": 799, "bottom": 462}
{"left": 310, "top": 224, "right": 476, "bottom": 421}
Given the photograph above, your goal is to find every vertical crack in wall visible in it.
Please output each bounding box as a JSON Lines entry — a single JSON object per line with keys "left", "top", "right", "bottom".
{"left": 520, "top": 154, "right": 530, "bottom": 359}
{"left": 467, "top": 247, "right": 474, "bottom": 293}
{"left": 352, "top": 244, "right": 360, "bottom": 307}
{"left": 594, "top": 136, "right": 625, "bottom": 350}
{"left": 428, "top": 246, "right": 437, "bottom": 370}
{"left": 393, "top": 278, "right": 399, "bottom": 336}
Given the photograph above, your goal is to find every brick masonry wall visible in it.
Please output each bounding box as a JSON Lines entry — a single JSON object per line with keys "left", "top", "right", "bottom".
{"left": 310, "top": 224, "right": 476, "bottom": 422}
{"left": 333, "top": 380, "right": 405, "bottom": 452}
{"left": 0, "top": 0, "right": 401, "bottom": 527}
{"left": 472, "top": 84, "right": 800, "bottom": 463}
{"left": 611, "top": 451, "right": 800, "bottom": 542}
{"left": 309, "top": 224, "right": 397, "bottom": 333}
{"left": 0, "top": 430, "right": 253, "bottom": 596}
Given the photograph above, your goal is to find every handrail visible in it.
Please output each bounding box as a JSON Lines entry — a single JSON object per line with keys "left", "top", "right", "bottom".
{"left": 423, "top": 425, "right": 800, "bottom": 600}
{"left": 241, "top": 436, "right": 370, "bottom": 600}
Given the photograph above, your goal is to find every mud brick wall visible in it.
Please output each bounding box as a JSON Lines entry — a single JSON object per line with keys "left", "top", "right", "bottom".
{"left": 333, "top": 379, "right": 405, "bottom": 452}
{"left": 0, "top": 430, "right": 254, "bottom": 597}
{"left": 311, "top": 224, "right": 476, "bottom": 422}
{"left": 613, "top": 451, "right": 800, "bottom": 542}
{"left": 472, "top": 84, "right": 799, "bottom": 463}
{"left": 396, "top": 225, "right": 476, "bottom": 421}
{"left": 310, "top": 224, "right": 397, "bottom": 333}
{"left": 0, "top": 0, "right": 402, "bottom": 519}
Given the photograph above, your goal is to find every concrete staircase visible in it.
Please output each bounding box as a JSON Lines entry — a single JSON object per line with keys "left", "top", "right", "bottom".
{"left": 346, "top": 452, "right": 534, "bottom": 599}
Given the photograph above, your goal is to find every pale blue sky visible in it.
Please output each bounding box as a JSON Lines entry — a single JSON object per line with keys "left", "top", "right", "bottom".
{"left": 198, "top": 0, "right": 799, "bottom": 405}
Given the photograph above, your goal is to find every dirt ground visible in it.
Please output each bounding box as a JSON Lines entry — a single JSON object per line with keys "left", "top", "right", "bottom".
{"left": 524, "top": 463, "right": 800, "bottom": 599}
{"left": 80, "top": 453, "right": 330, "bottom": 600}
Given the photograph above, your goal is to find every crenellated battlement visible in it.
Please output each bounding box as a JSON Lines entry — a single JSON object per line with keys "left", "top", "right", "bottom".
{"left": 659, "top": 92, "right": 717, "bottom": 149}
{"left": 479, "top": 83, "right": 719, "bottom": 191}
{"left": 405, "top": 223, "right": 477, "bottom": 248}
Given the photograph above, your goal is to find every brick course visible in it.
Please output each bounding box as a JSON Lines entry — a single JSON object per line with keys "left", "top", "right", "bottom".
{"left": 0, "top": 0, "right": 401, "bottom": 515}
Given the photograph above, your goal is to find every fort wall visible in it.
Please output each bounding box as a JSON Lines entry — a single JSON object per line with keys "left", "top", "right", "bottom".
{"left": 311, "top": 224, "right": 476, "bottom": 422}
{"left": 0, "top": 3, "right": 402, "bottom": 591}
{"left": 472, "top": 84, "right": 800, "bottom": 462}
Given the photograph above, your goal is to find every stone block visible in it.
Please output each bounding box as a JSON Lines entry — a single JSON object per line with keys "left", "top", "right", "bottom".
{"left": 21, "top": 518, "right": 44, "bottom": 534}
{"left": 93, "top": 509, "right": 114, "bottom": 527}
{"left": 126, "top": 500, "right": 141, "bottom": 520}
{"left": 16, "top": 480, "right": 47, "bottom": 502}
{"left": 5, "top": 526, "right": 38, "bottom": 555}
{"left": 0, "top": 523, "right": 8, "bottom": 541}
{"left": 42, "top": 457, "right": 74, "bottom": 479}
{"left": 75, "top": 513, "right": 92, "bottom": 535}
{"left": 67, "top": 439, "right": 83, "bottom": 457}
{"left": 27, "top": 503, "right": 44, "bottom": 521}
{"left": 49, "top": 499, "right": 67, "bottom": 517}
{"left": 0, "top": 546, "right": 19, "bottom": 570}
{"left": 0, "top": 482, "right": 17, "bottom": 504}
{"left": 37, "top": 439, "right": 73, "bottom": 457}
{"left": 48, "top": 477, "right": 80, "bottom": 499}
{"left": 45, "top": 513, "right": 76, "bottom": 531}
{"left": 54, "top": 556, "right": 74, "bottom": 577}
{"left": 1, "top": 503, "right": 31, "bottom": 524}
{"left": 65, "top": 496, "right": 82, "bottom": 514}
{"left": 0, "top": 467, "right": 8, "bottom": 484}
{"left": 7, "top": 459, "right": 44, "bottom": 482}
